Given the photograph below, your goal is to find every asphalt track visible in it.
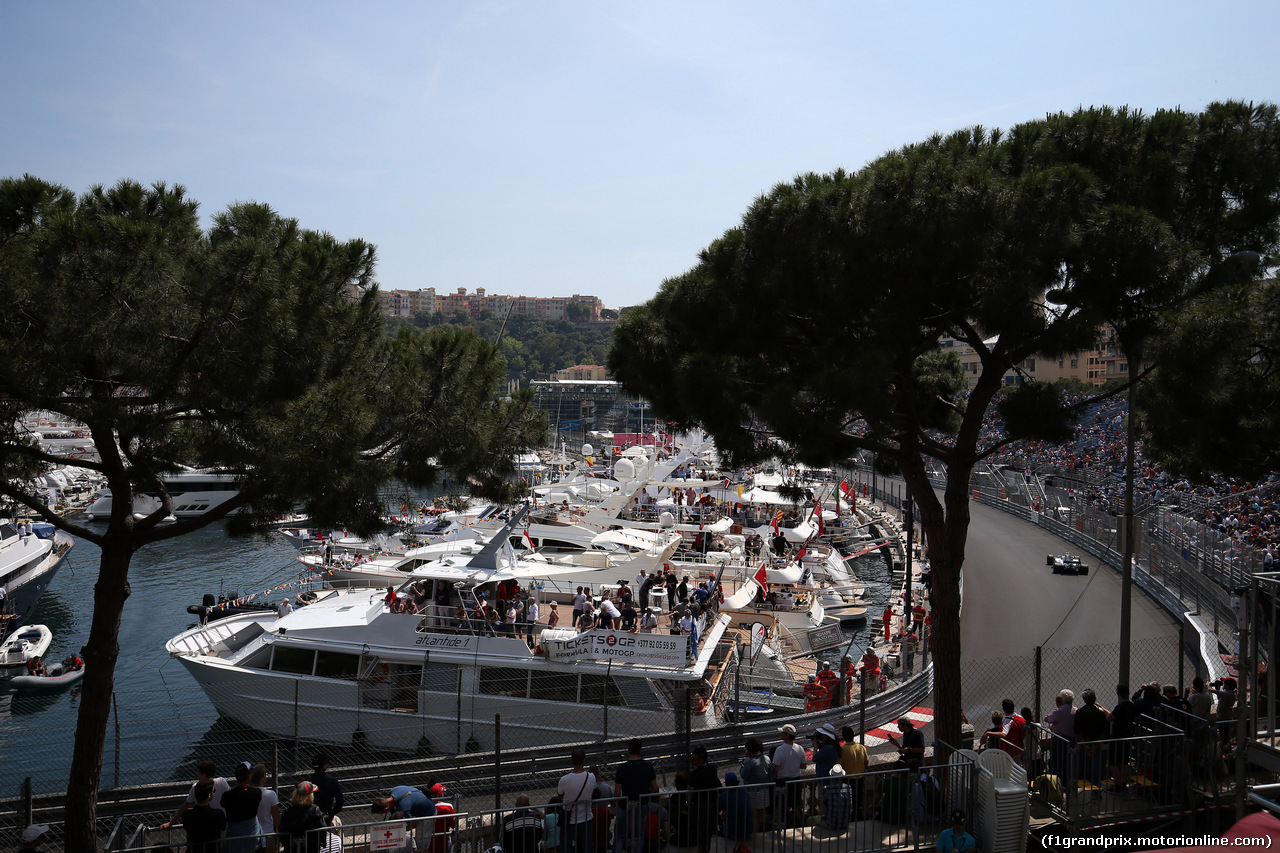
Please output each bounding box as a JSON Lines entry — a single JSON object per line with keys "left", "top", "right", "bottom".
{"left": 951, "top": 496, "right": 1186, "bottom": 720}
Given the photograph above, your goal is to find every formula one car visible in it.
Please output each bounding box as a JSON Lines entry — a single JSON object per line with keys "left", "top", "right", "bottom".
{"left": 1046, "top": 553, "right": 1088, "bottom": 575}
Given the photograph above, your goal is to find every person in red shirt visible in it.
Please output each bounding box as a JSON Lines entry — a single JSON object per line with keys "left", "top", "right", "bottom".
{"left": 999, "top": 699, "right": 1026, "bottom": 758}
{"left": 428, "top": 783, "right": 456, "bottom": 853}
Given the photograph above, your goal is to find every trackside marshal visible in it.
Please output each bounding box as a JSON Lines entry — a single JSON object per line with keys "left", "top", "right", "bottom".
{"left": 545, "top": 629, "right": 686, "bottom": 666}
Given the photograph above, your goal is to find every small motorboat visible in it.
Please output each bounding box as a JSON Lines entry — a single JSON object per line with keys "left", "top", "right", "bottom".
{"left": 0, "top": 625, "right": 52, "bottom": 667}
{"left": 12, "top": 661, "right": 85, "bottom": 690}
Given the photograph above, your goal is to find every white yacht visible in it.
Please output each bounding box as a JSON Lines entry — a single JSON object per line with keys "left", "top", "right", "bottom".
{"left": 0, "top": 522, "right": 75, "bottom": 637}
{"left": 84, "top": 469, "right": 239, "bottom": 521}
{"left": 165, "top": 527, "right": 736, "bottom": 752}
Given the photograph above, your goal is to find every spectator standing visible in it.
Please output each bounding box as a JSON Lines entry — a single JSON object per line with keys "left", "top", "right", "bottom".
{"left": 501, "top": 794, "right": 545, "bottom": 853}
{"left": 1045, "top": 690, "right": 1077, "bottom": 779}
{"left": 1074, "top": 689, "right": 1110, "bottom": 788}
{"left": 739, "top": 738, "right": 772, "bottom": 833}
{"left": 717, "top": 772, "right": 753, "bottom": 842}
{"left": 428, "top": 784, "right": 455, "bottom": 853}
{"left": 838, "top": 726, "right": 870, "bottom": 820}
{"left": 613, "top": 739, "right": 658, "bottom": 853}
{"left": 813, "top": 724, "right": 840, "bottom": 778}
{"left": 556, "top": 748, "right": 596, "bottom": 852}
{"left": 250, "top": 764, "right": 280, "bottom": 853}
{"left": 686, "top": 746, "right": 721, "bottom": 853}
{"left": 771, "top": 724, "right": 807, "bottom": 828}
{"left": 306, "top": 753, "right": 344, "bottom": 826}
{"left": 181, "top": 779, "right": 227, "bottom": 853}
{"left": 161, "top": 761, "right": 231, "bottom": 830}
{"left": 278, "top": 782, "right": 326, "bottom": 853}
{"left": 222, "top": 762, "right": 266, "bottom": 853}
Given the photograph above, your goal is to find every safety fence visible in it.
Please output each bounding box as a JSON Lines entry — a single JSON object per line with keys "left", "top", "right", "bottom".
{"left": 111, "top": 763, "right": 980, "bottom": 853}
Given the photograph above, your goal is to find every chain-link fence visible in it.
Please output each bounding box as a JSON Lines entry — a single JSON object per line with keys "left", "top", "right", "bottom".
{"left": 959, "top": 634, "right": 1188, "bottom": 739}
{"left": 112, "top": 763, "right": 980, "bottom": 853}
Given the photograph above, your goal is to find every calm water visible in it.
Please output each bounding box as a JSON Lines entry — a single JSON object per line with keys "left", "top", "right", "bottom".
{"left": 0, "top": 522, "right": 892, "bottom": 797}
{"left": 0, "top": 522, "right": 303, "bottom": 796}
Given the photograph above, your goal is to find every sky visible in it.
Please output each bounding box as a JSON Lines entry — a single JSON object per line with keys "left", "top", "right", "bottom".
{"left": 3, "top": 1, "right": 1277, "bottom": 310}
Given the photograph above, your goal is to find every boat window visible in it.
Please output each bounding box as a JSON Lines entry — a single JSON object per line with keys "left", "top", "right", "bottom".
{"left": 578, "top": 673, "right": 626, "bottom": 707}
{"left": 358, "top": 661, "right": 421, "bottom": 712}
{"left": 315, "top": 651, "right": 361, "bottom": 680}
{"left": 271, "top": 646, "right": 316, "bottom": 675}
{"left": 240, "top": 645, "right": 272, "bottom": 670}
{"left": 421, "top": 662, "right": 458, "bottom": 691}
{"left": 529, "top": 671, "right": 577, "bottom": 703}
{"left": 479, "top": 667, "right": 529, "bottom": 697}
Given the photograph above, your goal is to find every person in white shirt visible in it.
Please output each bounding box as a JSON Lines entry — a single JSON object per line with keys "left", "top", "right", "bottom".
{"left": 599, "top": 597, "right": 621, "bottom": 630}
{"left": 524, "top": 600, "right": 539, "bottom": 643}
{"left": 250, "top": 764, "right": 280, "bottom": 851}
{"left": 771, "top": 724, "right": 808, "bottom": 828}
{"left": 277, "top": 598, "right": 293, "bottom": 617}
{"left": 556, "top": 749, "right": 595, "bottom": 852}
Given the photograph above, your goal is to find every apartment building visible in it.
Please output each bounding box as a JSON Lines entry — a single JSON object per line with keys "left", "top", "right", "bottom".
{"left": 378, "top": 286, "right": 604, "bottom": 321}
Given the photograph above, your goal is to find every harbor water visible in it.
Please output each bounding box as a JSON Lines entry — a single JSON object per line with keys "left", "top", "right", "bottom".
{"left": 0, "top": 521, "right": 893, "bottom": 798}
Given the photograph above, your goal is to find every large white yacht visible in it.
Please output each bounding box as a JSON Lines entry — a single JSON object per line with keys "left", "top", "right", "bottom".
{"left": 84, "top": 469, "right": 239, "bottom": 521}
{"left": 0, "top": 522, "right": 75, "bottom": 637}
{"left": 166, "top": 524, "right": 737, "bottom": 752}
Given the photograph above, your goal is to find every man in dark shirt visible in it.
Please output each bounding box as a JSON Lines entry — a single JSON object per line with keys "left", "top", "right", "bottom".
{"left": 613, "top": 739, "right": 658, "bottom": 853}
{"left": 687, "top": 747, "right": 721, "bottom": 853}
{"left": 182, "top": 779, "right": 228, "bottom": 853}
{"left": 220, "top": 762, "right": 264, "bottom": 853}
{"left": 306, "top": 753, "right": 344, "bottom": 824}
{"left": 887, "top": 718, "right": 925, "bottom": 767}
{"left": 1074, "top": 689, "right": 1109, "bottom": 787}
{"left": 1108, "top": 685, "right": 1138, "bottom": 791}
{"left": 501, "top": 795, "right": 544, "bottom": 853}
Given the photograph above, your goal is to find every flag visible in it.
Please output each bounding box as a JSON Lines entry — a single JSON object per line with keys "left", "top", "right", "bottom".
{"left": 753, "top": 562, "right": 768, "bottom": 592}
{"left": 523, "top": 528, "right": 536, "bottom": 549}
{"left": 815, "top": 502, "right": 825, "bottom": 537}
{"left": 840, "top": 480, "right": 852, "bottom": 497}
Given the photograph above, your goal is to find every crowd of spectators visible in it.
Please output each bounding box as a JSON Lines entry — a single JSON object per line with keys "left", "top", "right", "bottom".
{"left": 973, "top": 392, "right": 1280, "bottom": 555}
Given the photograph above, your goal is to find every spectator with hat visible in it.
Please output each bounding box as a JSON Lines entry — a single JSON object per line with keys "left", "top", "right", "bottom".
{"left": 935, "top": 809, "right": 976, "bottom": 852}
{"left": 221, "top": 761, "right": 265, "bottom": 853}
{"left": 305, "top": 753, "right": 344, "bottom": 826}
{"left": 19, "top": 825, "right": 49, "bottom": 853}
{"left": 806, "top": 765, "right": 852, "bottom": 833}
{"left": 717, "top": 771, "right": 753, "bottom": 843}
{"left": 427, "top": 783, "right": 455, "bottom": 853}
{"left": 278, "top": 781, "right": 327, "bottom": 853}
{"left": 813, "top": 724, "right": 840, "bottom": 778}
{"left": 771, "top": 724, "right": 807, "bottom": 828}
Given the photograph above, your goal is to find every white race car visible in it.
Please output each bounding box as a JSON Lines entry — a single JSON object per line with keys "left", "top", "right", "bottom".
{"left": 1046, "top": 553, "right": 1088, "bottom": 575}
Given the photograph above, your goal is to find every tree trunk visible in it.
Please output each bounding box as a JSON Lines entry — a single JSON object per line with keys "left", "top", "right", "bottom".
{"left": 899, "top": 457, "right": 973, "bottom": 751}
{"left": 64, "top": 531, "right": 134, "bottom": 852}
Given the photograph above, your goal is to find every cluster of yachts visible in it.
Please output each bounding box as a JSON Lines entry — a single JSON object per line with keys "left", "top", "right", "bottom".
{"left": 166, "top": 443, "right": 905, "bottom": 754}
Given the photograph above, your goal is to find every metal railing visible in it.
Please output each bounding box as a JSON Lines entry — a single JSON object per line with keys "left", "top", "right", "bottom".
{"left": 115, "top": 763, "right": 978, "bottom": 853}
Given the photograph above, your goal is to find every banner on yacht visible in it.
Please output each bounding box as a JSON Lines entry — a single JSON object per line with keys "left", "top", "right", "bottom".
{"left": 545, "top": 629, "right": 686, "bottom": 666}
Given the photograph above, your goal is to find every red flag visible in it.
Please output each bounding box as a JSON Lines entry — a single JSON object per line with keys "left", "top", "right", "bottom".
{"left": 815, "top": 501, "right": 825, "bottom": 537}
{"left": 840, "top": 480, "right": 852, "bottom": 496}
{"left": 770, "top": 512, "right": 780, "bottom": 536}
{"left": 753, "top": 562, "right": 768, "bottom": 592}
{"left": 523, "top": 529, "right": 536, "bottom": 549}
{"left": 797, "top": 544, "right": 807, "bottom": 561}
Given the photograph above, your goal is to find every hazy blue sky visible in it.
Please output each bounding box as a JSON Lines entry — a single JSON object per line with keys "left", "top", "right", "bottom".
{"left": 3, "top": 1, "right": 1276, "bottom": 308}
